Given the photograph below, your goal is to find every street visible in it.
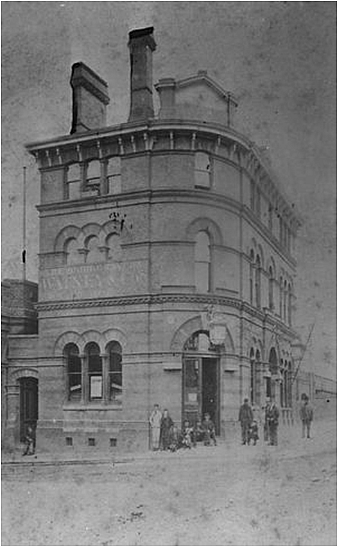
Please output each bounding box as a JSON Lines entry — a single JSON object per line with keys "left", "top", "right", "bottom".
{"left": 2, "top": 418, "right": 336, "bottom": 546}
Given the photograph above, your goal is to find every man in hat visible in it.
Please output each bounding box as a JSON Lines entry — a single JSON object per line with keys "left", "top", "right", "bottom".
{"left": 238, "top": 398, "right": 254, "bottom": 445}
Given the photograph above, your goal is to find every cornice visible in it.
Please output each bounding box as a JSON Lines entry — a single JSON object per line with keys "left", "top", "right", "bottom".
{"left": 26, "top": 119, "right": 301, "bottom": 227}
{"left": 36, "top": 292, "right": 297, "bottom": 337}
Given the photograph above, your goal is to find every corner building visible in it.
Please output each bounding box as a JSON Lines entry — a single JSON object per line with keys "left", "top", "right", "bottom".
{"left": 17, "top": 27, "right": 301, "bottom": 452}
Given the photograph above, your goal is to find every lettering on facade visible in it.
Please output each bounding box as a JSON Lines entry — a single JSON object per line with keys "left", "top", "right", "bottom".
{"left": 40, "top": 262, "right": 146, "bottom": 299}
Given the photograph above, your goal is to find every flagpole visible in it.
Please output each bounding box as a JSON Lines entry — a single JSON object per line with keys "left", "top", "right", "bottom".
{"left": 22, "top": 166, "right": 26, "bottom": 281}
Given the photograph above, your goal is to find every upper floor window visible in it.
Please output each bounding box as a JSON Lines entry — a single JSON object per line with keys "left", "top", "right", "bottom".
{"left": 195, "top": 231, "right": 211, "bottom": 293}
{"left": 269, "top": 266, "right": 274, "bottom": 311}
{"left": 107, "top": 157, "right": 121, "bottom": 194}
{"left": 255, "top": 255, "right": 261, "bottom": 309}
{"left": 66, "top": 163, "right": 81, "bottom": 200}
{"left": 85, "top": 160, "right": 100, "bottom": 192}
{"left": 249, "top": 250, "right": 255, "bottom": 305}
{"left": 287, "top": 283, "right": 292, "bottom": 325}
{"left": 65, "top": 237, "right": 82, "bottom": 265}
{"left": 85, "top": 235, "right": 102, "bottom": 264}
{"left": 195, "top": 152, "right": 211, "bottom": 189}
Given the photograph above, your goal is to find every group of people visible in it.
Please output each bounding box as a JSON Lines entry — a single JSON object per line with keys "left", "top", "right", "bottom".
{"left": 149, "top": 404, "right": 217, "bottom": 451}
{"left": 239, "top": 393, "right": 314, "bottom": 447}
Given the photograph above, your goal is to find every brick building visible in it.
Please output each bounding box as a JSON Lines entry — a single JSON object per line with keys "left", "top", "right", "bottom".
{"left": 4, "top": 28, "right": 304, "bottom": 452}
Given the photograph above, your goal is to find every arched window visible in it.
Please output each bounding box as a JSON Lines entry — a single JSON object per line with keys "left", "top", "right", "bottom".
{"left": 249, "top": 250, "right": 255, "bottom": 305}
{"left": 250, "top": 348, "right": 255, "bottom": 405}
{"left": 86, "top": 235, "right": 102, "bottom": 264}
{"left": 195, "top": 152, "right": 211, "bottom": 188}
{"left": 106, "top": 233, "right": 122, "bottom": 262}
{"left": 287, "top": 361, "right": 292, "bottom": 407}
{"left": 86, "top": 342, "right": 102, "bottom": 401}
{"left": 195, "top": 231, "right": 211, "bottom": 293}
{"left": 64, "top": 343, "right": 82, "bottom": 401}
{"left": 269, "top": 266, "right": 274, "bottom": 311}
{"left": 65, "top": 237, "right": 82, "bottom": 265}
{"left": 287, "top": 283, "right": 292, "bottom": 325}
{"left": 107, "top": 341, "right": 122, "bottom": 403}
{"left": 255, "top": 255, "right": 261, "bottom": 309}
{"left": 283, "top": 280, "right": 287, "bottom": 321}
{"left": 280, "top": 359, "right": 285, "bottom": 407}
{"left": 255, "top": 349, "right": 261, "bottom": 406}
{"left": 268, "top": 347, "right": 277, "bottom": 399}
{"left": 279, "top": 277, "right": 283, "bottom": 317}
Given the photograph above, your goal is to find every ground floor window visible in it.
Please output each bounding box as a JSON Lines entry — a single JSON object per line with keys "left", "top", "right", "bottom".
{"left": 64, "top": 339, "right": 123, "bottom": 404}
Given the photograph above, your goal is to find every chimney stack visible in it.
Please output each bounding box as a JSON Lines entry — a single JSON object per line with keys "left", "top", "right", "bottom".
{"left": 70, "top": 62, "right": 110, "bottom": 134}
{"left": 128, "top": 27, "right": 156, "bottom": 122}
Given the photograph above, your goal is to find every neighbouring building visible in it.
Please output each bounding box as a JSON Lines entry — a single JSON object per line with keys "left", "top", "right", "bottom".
{"left": 5, "top": 27, "right": 329, "bottom": 454}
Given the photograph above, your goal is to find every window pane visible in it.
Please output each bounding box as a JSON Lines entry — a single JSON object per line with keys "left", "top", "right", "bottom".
{"left": 69, "top": 373, "right": 82, "bottom": 400}
{"left": 109, "top": 373, "right": 122, "bottom": 403}
{"left": 195, "top": 262, "right": 209, "bottom": 293}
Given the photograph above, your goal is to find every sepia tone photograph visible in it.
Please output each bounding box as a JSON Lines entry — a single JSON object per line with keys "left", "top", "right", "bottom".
{"left": 1, "top": 2, "right": 336, "bottom": 545}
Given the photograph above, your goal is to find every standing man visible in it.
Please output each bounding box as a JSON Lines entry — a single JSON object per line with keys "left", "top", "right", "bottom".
{"left": 266, "top": 397, "right": 279, "bottom": 446}
{"left": 300, "top": 394, "right": 313, "bottom": 439}
{"left": 149, "top": 403, "right": 162, "bottom": 451}
{"left": 238, "top": 398, "right": 254, "bottom": 445}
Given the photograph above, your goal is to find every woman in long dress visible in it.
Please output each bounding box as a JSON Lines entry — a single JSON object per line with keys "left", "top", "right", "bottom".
{"left": 160, "top": 409, "right": 173, "bottom": 450}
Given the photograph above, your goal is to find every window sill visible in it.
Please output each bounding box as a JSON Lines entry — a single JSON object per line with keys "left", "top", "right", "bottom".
{"left": 63, "top": 403, "right": 123, "bottom": 411}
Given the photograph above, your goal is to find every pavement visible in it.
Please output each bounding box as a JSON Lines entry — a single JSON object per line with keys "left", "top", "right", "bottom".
{"left": 2, "top": 417, "right": 335, "bottom": 470}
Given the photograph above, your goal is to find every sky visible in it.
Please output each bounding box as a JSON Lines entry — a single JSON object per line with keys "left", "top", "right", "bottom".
{"left": 2, "top": 1, "right": 336, "bottom": 379}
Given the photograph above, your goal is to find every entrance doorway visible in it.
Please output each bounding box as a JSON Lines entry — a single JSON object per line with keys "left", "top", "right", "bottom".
{"left": 182, "top": 331, "right": 220, "bottom": 434}
{"left": 19, "top": 377, "right": 38, "bottom": 442}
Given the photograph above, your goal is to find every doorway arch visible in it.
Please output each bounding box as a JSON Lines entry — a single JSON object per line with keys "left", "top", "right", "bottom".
{"left": 19, "top": 377, "right": 38, "bottom": 442}
{"left": 182, "top": 330, "right": 220, "bottom": 434}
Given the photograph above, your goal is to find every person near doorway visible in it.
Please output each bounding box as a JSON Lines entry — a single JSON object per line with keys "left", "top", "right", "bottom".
{"left": 263, "top": 397, "right": 271, "bottom": 442}
{"left": 266, "top": 398, "right": 279, "bottom": 446}
{"left": 300, "top": 394, "right": 313, "bottom": 439}
{"left": 22, "top": 425, "right": 35, "bottom": 456}
{"left": 202, "top": 413, "right": 217, "bottom": 446}
{"left": 238, "top": 398, "right": 253, "bottom": 445}
{"left": 247, "top": 420, "right": 259, "bottom": 446}
{"left": 181, "top": 419, "right": 194, "bottom": 449}
{"left": 160, "top": 409, "right": 174, "bottom": 450}
{"left": 149, "top": 403, "right": 162, "bottom": 451}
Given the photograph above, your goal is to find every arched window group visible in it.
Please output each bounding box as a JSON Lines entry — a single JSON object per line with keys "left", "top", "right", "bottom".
{"left": 64, "top": 340, "right": 123, "bottom": 405}
{"left": 60, "top": 222, "right": 123, "bottom": 266}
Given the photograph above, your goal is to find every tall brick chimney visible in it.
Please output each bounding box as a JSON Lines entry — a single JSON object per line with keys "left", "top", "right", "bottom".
{"left": 70, "top": 62, "right": 110, "bottom": 134}
{"left": 128, "top": 27, "right": 156, "bottom": 122}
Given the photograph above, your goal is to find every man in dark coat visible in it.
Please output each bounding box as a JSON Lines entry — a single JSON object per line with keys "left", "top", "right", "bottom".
{"left": 238, "top": 398, "right": 254, "bottom": 445}
{"left": 266, "top": 398, "right": 279, "bottom": 446}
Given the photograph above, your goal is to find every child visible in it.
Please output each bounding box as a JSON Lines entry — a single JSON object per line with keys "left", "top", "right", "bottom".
{"left": 169, "top": 424, "right": 179, "bottom": 452}
{"left": 181, "top": 420, "right": 193, "bottom": 449}
{"left": 22, "top": 426, "right": 35, "bottom": 456}
{"left": 247, "top": 420, "right": 259, "bottom": 446}
{"left": 202, "top": 413, "right": 217, "bottom": 446}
